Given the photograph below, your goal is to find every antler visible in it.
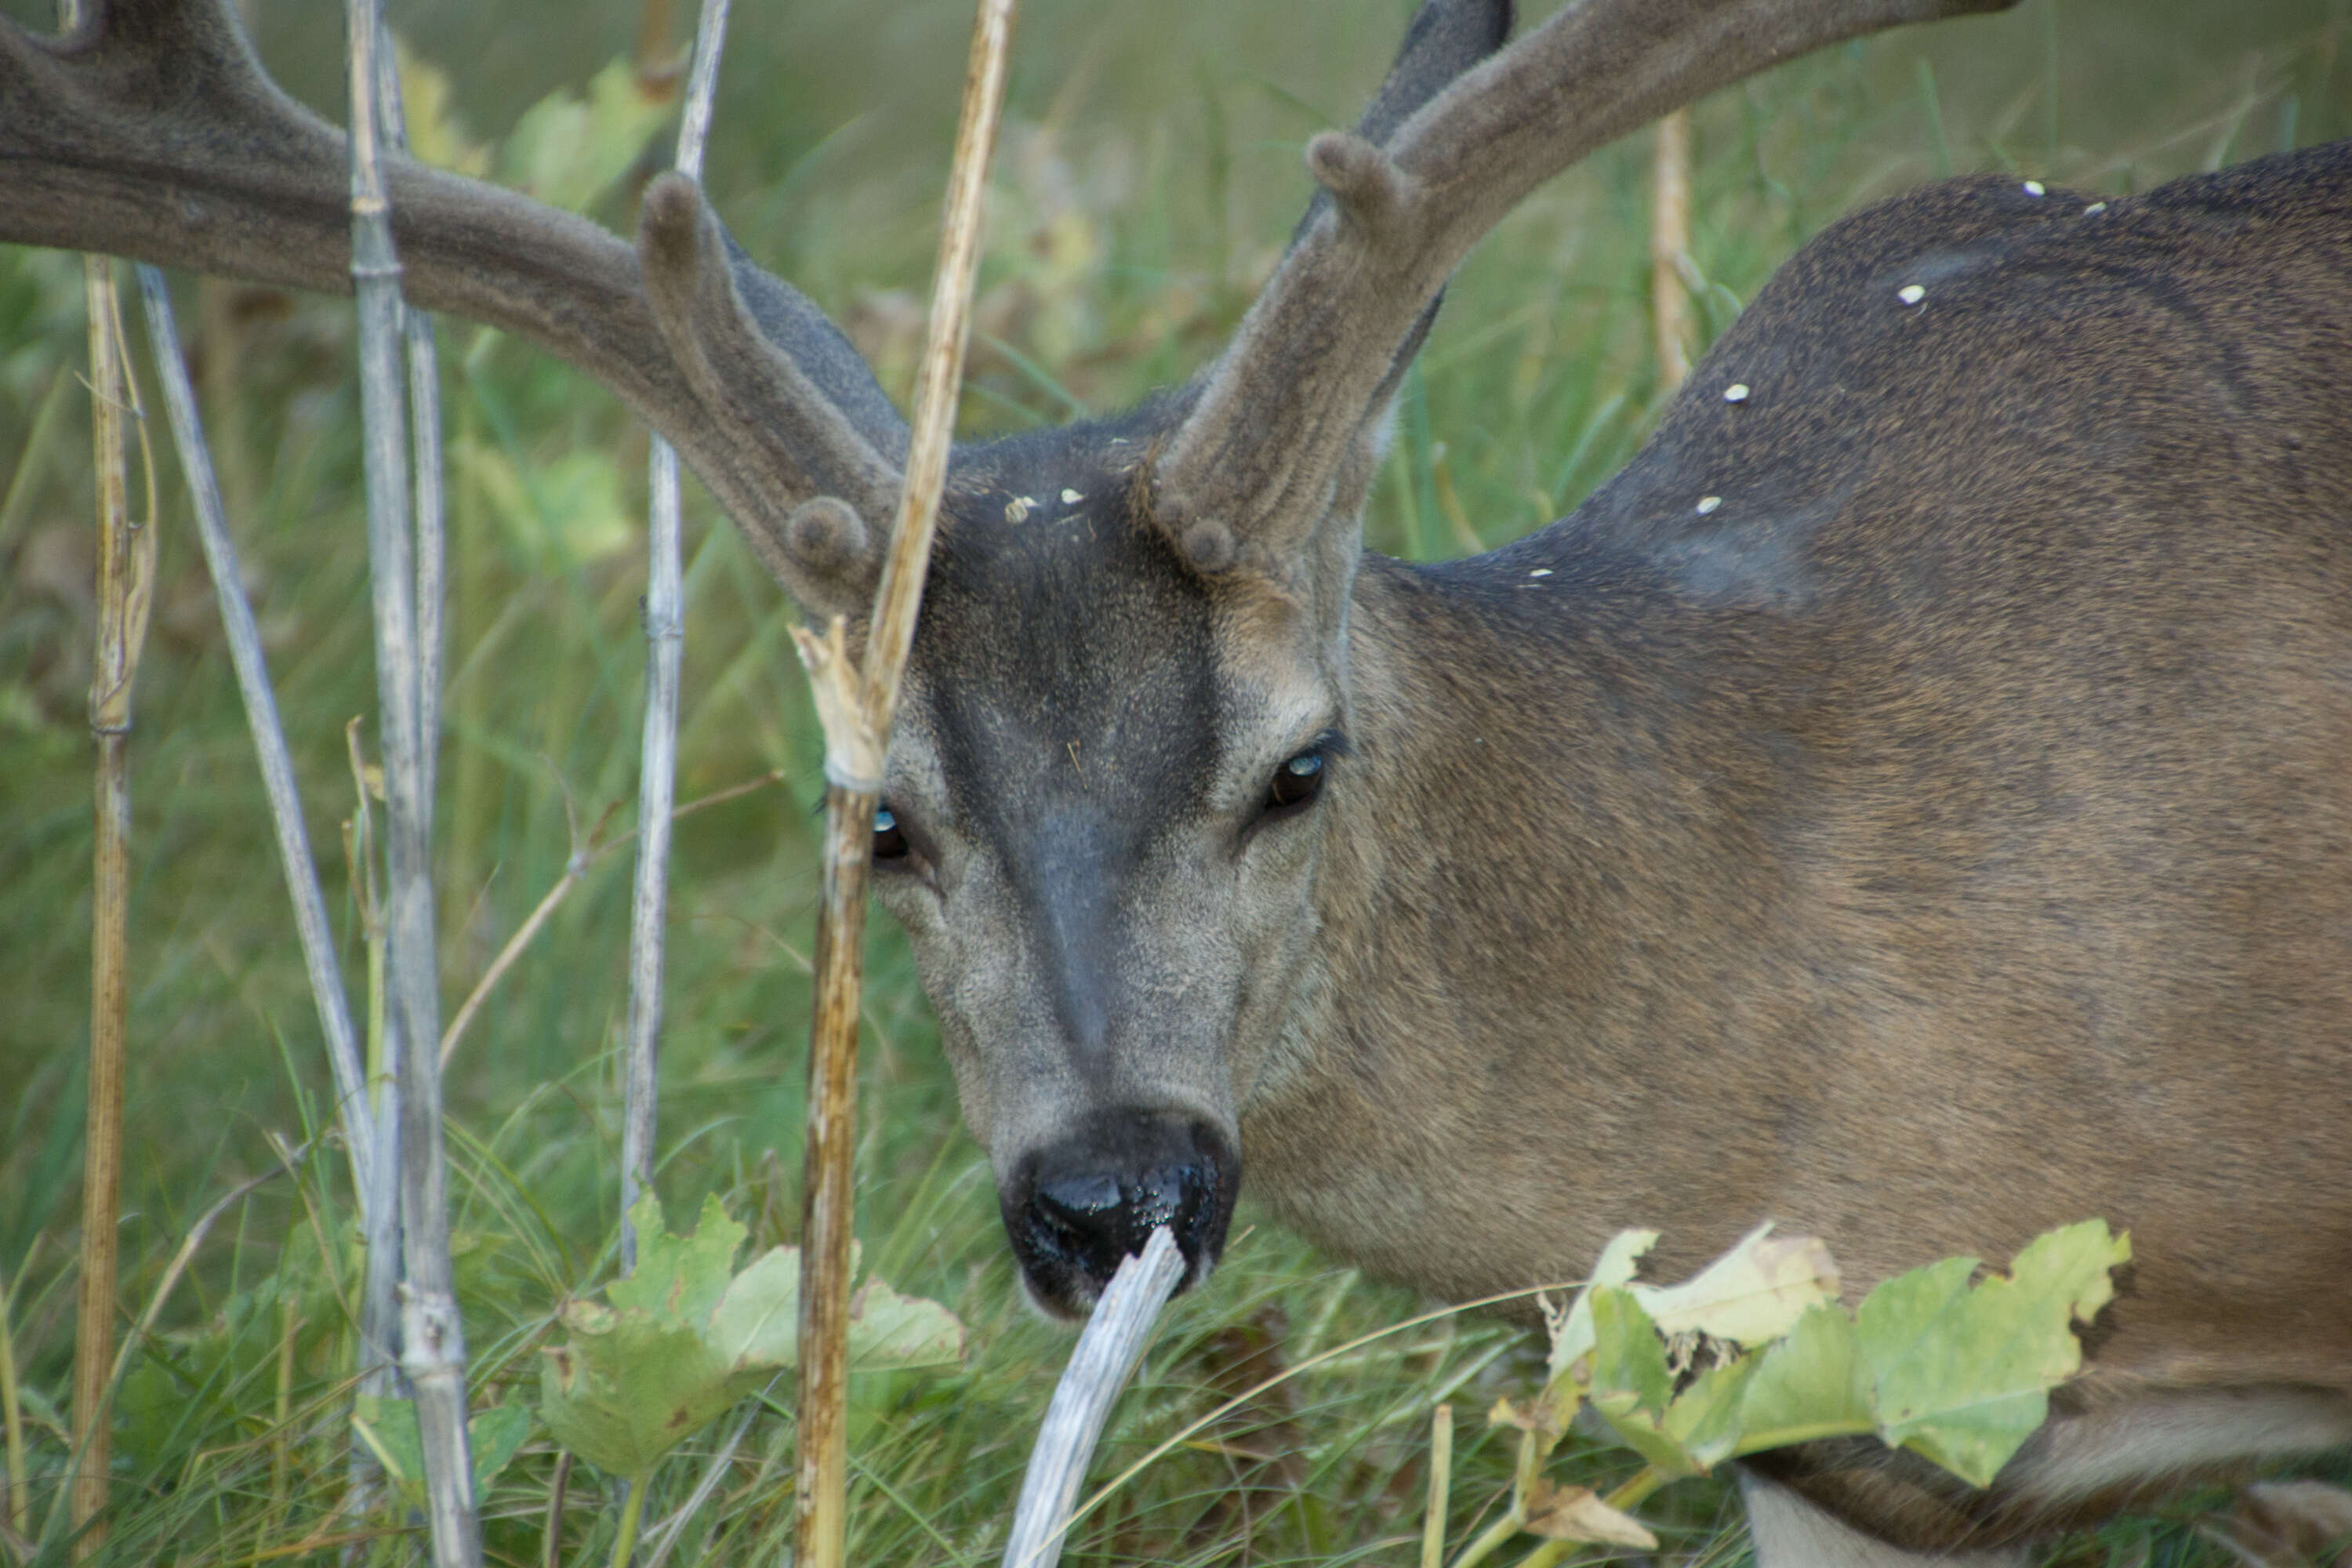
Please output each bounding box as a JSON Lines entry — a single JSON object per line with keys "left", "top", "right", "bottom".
{"left": 0, "top": 0, "right": 906, "bottom": 612}
{"left": 1154, "top": 0, "right": 2017, "bottom": 577}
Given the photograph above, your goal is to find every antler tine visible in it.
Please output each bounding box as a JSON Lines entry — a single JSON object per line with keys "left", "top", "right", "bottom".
{"left": 1156, "top": 0, "right": 2017, "bottom": 572}
{"left": 0, "top": 0, "right": 902, "bottom": 606}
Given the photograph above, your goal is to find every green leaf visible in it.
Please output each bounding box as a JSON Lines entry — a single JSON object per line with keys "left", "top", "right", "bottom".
{"left": 1734, "top": 1304, "right": 1872, "bottom": 1453}
{"left": 539, "top": 1192, "right": 967, "bottom": 1481}
{"left": 1585, "top": 1288, "right": 1708, "bottom": 1476}
{"left": 466, "top": 1403, "right": 535, "bottom": 1494}
{"left": 1586, "top": 1289, "right": 1672, "bottom": 1417}
{"left": 1543, "top": 1223, "right": 1835, "bottom": 1392}
{"left": 1543, "top": 1228, "right": 1657, "bottom": 1386}
{"left": 1661, "top": 1353, "right": 1763, "bottom": 1472}
{"left": 706, "top": 1243, "right": 800, "bottom": 1370}
{"left": 844, "top": 1273, "right": 966, "bottom": 1370}
{"left": 350, "top": 1395, "right": 536, "bottom": 1497}
{"left": 1858, "top": 1220, "right": 2131, "bottom": 1486}
{"left": 609, "top": 1192, "right": 743, "bottom": 1323}
{"left": 1530, "top": 1221, "right": 2125, "bottom": 1495}
{"left": 497, "top": 57, "right": 677, "bottom": 214}
{"left": 539, "top": 1313, "right": 744, "bottom": 1479}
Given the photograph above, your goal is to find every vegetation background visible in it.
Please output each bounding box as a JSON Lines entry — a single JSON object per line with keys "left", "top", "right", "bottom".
{"left": 0, "top": 0, "right": 2345, "bottom": 1562}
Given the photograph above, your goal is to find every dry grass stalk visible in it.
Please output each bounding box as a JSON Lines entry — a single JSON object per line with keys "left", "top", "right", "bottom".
{"left": 1651, "top": 107, "right": 1693, "bottom": 391}
{"left": 620, "top": 0, "right": 735, "bottom": 1277}
{"left": 790, "top": 3, "right": 1017, "bottom": 1565}
{"left": 344, "top": 0, "right": 477, "bottom": 1559}
{"left": 73, "top": 245, "right": 153, "bottom": 1564}
{"left": 1421, "top": 1403, "right": 1453, "bottom": 1568}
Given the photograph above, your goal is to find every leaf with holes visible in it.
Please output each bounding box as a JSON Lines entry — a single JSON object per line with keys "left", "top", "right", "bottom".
{"left": 1857, "top": 1219, "right": 2130, "bottom": 1486}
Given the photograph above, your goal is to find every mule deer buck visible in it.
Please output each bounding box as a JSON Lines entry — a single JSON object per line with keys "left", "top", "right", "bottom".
{"left": 8, "top": 0, "right": 2351, "bottom": 1560}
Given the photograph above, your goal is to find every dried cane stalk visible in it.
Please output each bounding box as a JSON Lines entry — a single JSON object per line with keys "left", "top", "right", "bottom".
{"left": 345, "top": 2, "right": 477, "bottom": 1562}
{"left": 1650, "top": 107, "right": 1693, "bottom": 392}
{"left": 790, "top": 2, "right": 1016, "bottom": 1564}
{"left": 139, "top": 259, "right": 398, "bottom": 1523}
{"left": 374, "top": 27, "right": 448, "bottom": 823}
{"left": 620, "top": 0, "right": 735, "bottom": 1276}
{"left": 999, "top": 1230, "right": 1183, "bottom": 1568}
{"left": 72, "top": 244, "right": 154, "bottom": 1565}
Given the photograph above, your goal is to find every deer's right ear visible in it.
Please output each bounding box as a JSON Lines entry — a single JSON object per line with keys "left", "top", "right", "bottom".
{"left": 636, "top": 173, "right": 899, "bottom": 619}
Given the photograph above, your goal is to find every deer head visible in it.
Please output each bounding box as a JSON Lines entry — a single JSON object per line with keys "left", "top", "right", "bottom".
{"left": 0, "top": 0, "right": 2016, "bottom": 1316}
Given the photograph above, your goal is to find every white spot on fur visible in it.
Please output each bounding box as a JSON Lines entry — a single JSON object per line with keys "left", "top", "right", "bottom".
{"left": 2084, "top": 201, "right": 2108, "bottom": 216}
{"left": 1898, "top": 284, "right": 1926, "bottom": 306}
{"left": 1004, "top": 495, "right": 1034, "bottom": 524}
{"left": 1529, "top": 568, "right": 1553, "bottom": 577}
{"left": 1696, "top": 495, "right": 1722, "bottom": 516}
{"left": 1060, "top": 488, "right": 1083, "bottom": 505}
{"left": 2023, "top": 179, "right": 2046, "bottom": 197}
{"left": 1724, "top": 383, "right": 1751, "bottom": 403}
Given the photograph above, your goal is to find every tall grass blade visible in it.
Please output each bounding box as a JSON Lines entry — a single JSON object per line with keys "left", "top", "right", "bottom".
{"left": 1, "top": 1268, "right": 28, "bottom": 1552}
{"left": 1650, "top": 108, "right": 1693, "bottom": 393}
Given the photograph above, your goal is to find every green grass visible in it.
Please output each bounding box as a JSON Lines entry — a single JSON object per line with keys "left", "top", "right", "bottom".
{"left": 2, "top": 0, "right": 2348, "bottom": 1562}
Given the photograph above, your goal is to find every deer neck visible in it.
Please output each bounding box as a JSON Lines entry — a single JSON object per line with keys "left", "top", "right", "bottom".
{"left": 1240, "top": 545, "right": 1803, "bottom": 1296}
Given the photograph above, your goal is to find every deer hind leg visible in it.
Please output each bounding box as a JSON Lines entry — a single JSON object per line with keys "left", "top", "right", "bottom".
{"left": 1739, "top": 1472, "right": 2030, "bottom": 1568}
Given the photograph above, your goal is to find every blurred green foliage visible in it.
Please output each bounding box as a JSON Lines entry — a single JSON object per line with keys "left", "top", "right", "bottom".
{"left": 0, "top": 0, "right": 2344, "bottom": 1560}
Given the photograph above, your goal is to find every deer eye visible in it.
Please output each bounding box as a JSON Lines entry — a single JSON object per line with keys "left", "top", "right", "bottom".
{"left": 873, "top": 805, "right": 911, "bottom": 862}
{"left": 1265, "top": 751, "right": 1326, "bottom": 812}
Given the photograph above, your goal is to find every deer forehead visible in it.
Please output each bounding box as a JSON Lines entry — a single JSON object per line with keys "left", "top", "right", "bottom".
{"left": 895, "top": 445, "right": 1330, "bottom": 833}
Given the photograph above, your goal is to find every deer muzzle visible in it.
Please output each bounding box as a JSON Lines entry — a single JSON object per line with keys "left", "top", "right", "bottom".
{"left": 1002, "top": 1108, "right": 1240, "bottom": 1318}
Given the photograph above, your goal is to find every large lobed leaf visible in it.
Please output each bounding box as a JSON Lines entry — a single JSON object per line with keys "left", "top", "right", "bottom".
{"left": 539, "top": 1193, "right": 965, "bottom": 1480}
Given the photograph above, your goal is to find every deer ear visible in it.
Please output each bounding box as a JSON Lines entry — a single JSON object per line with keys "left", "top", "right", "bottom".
{"left": 1330, "top": 292, "right": 1442, "bottom": 511}
{"left": 713, "top": 226, "right": 910, "bottom": 470}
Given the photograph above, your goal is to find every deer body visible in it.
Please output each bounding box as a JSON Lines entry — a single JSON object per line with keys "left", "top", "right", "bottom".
{"left": 1229, "top": 158, "right": 2352, "bottom": 1549}
{"left": 1256, "top": 154, "right": 2352, "bottom": 1332}
{"left": 8, "top": 0, "right": 2352, "bottom": 1559}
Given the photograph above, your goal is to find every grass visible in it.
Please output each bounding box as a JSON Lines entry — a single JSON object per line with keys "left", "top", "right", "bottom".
{"left": 1, "top": 0, "right": 2348, "bottom": 1562}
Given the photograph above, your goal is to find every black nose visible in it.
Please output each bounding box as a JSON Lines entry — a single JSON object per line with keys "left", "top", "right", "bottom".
{"left": 1005, "top": 1110, "right": 1238, "bottom": 1317}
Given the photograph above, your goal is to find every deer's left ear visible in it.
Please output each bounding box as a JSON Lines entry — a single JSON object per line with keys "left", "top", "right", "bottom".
{"left": 1332, "top": 292, "right": 1442, "bottom": 514}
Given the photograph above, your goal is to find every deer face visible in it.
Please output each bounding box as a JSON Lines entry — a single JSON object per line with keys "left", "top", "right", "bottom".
{"left": 867, "top": 418, "right": 1359, "bottom": 1316}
